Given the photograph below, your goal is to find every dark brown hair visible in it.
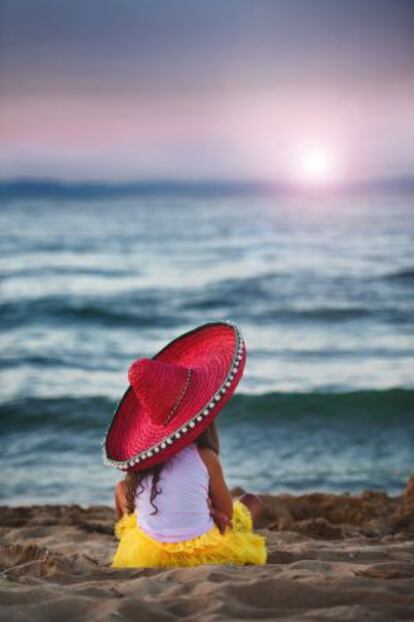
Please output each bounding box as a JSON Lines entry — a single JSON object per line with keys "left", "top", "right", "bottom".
{"left": 124, "top": 420, "right": 220, "bottom": 515}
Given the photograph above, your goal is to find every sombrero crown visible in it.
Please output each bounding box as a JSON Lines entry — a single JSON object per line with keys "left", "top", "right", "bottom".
{"left": 128, "top": 358, "right": 192, "bottom": 426}
{"left": 103, "top": 321, "right": 246, "bottom": 471}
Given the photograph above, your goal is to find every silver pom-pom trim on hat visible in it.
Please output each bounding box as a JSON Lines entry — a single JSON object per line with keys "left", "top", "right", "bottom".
{"left": 103, "top": 321, "right": 245, "bottom": 470}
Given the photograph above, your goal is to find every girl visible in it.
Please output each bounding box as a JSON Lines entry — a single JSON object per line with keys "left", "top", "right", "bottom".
{"left": 103, "top": 321, "right": 268, "bottom": 567}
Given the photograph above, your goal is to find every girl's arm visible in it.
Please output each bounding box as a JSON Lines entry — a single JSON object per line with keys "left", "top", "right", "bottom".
{"left": 115, "top": 479, "right": 129, "bottom": 519}
{"left": 198, "top": 447, "right": 233, "bottom": 520}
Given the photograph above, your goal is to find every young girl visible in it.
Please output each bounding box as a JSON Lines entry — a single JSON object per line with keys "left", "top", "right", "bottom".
{"left": 103, "top": 321, "right": 268, "bottom": 567}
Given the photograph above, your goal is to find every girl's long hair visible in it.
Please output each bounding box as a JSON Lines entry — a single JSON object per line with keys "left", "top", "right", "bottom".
{"left": 124, "top": 420, "right": 220, "bottom": 515}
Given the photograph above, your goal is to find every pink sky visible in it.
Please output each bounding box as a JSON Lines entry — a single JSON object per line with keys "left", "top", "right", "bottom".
{"left": 1, "top": 1, "right": 413, "bottom": 183}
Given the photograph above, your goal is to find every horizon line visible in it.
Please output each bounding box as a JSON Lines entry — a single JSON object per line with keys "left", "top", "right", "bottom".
{"left": 1, "top": 174, "right": 414, "bottom": 200}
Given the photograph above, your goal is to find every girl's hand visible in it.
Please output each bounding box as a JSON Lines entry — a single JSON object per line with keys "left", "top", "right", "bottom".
{"left": 209, "top": 506, "right": 233, "bottom": 535}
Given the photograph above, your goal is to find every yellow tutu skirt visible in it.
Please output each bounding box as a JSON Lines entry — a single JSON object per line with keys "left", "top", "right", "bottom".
{"left": 112, "top": 499, "right": 267, "bottom": 568}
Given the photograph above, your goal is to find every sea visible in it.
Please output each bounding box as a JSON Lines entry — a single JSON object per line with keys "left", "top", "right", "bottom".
{"left": 1, "top": 188, "right": 413, "bottom": 506}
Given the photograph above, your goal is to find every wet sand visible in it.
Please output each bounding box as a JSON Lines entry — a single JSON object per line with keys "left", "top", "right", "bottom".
{"left": 1, "top": 478, "right": 414, "bottom": 621}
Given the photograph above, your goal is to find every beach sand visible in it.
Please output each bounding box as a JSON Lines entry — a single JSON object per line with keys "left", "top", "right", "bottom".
{"left": 1, "top": 478, "right": 414, "bottom": 622}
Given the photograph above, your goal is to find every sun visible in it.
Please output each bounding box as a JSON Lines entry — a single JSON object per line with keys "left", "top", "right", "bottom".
{"left": 291, "top": 146, "right": 339, "bottom": 186}
{"left": 301, "top": 150, "right": 331, "bottom": 181}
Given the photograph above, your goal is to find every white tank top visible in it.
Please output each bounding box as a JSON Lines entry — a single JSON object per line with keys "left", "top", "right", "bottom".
{"left": 135, "top": 442, "right": 214, "bottom": 542}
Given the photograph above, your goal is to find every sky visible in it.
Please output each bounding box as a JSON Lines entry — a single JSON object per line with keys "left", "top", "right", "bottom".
{"left": 1, "top": 0, "right": 414, "bottom": 184}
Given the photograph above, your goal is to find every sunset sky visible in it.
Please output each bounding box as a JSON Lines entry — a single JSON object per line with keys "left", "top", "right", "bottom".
{"left": 1, "top": 0, "right": 413, "bottom": 184}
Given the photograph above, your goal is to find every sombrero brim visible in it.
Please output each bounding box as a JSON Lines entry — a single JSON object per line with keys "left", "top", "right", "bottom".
{"left": 104, "top": 321, "right": 245, "bottom": 471}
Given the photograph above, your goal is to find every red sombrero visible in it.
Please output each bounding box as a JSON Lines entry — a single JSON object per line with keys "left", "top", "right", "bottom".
{"left": 103, "top": 321, "right": 246, "bottom": 471}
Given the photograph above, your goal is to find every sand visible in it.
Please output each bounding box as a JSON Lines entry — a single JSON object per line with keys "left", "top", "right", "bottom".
{"left": 1, "top": 478, "right": 414, "bottom": 622}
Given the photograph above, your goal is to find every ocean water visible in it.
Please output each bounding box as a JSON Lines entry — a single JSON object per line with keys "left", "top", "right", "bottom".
{"left": 1, "top": 191, "right": 413, "bottom": 505}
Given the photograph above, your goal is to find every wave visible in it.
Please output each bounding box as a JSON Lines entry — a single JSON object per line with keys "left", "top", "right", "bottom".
{"left": 227, "top": 388, "right": 414, "bottom": 422}
{"left": 1, "top": 389, "right": 412, "bottom": 436}
{"left": 2, "top": 265, "right": 131, "bottom": 279}
{"left": 253, "top": 307, "right": 373, "bottom": 322}
{"left": 382, "top": 268, "right": 414, "bottom": 282}
{"left": 0, "top": 296, "right": 185, "bottom": 329}
{"left": 3, "top": 294, "right": 410, "bottom": 330}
